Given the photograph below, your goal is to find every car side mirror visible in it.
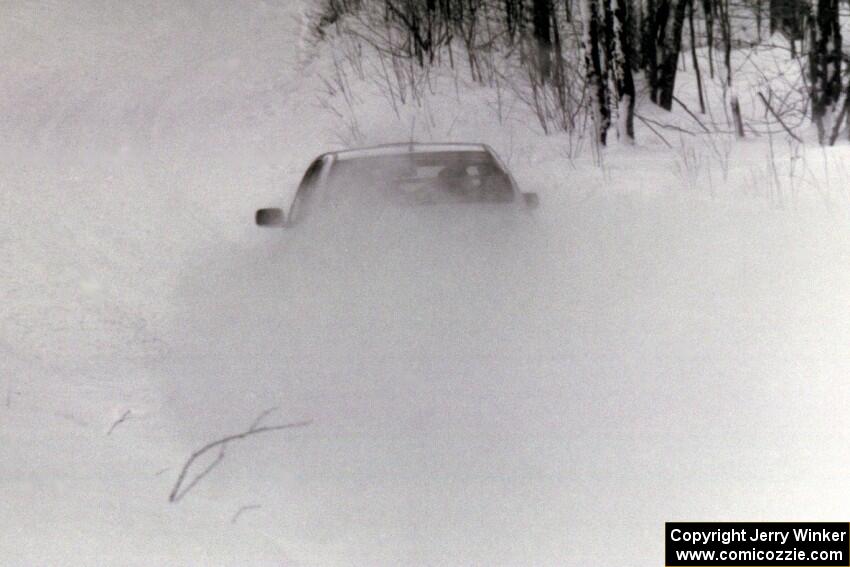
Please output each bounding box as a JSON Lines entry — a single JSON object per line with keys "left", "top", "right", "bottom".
{"left": 255, "top": 208, "right": 285, "bottom": 227}
{"left": 523, "top": 192, "right": 539, "bottom": 209}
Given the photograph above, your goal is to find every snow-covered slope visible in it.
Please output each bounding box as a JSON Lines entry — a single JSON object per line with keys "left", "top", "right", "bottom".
{"left": 1, "top": 0, "right": 320, "bottom": 365}
{"left": 2, "top": 1, "right": 850, "bottom": 566}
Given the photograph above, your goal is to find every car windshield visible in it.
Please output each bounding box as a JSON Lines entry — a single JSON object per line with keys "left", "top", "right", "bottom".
{"left": 327, "top": 151, "right": 515, "bottom": 205}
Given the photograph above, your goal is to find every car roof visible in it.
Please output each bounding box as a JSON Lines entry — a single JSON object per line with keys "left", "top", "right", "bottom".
{"left": 330, "top": 142, "right": 490, "bottom": 162}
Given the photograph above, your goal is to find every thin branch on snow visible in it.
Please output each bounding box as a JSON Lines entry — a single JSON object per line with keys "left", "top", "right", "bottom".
{"left": 758, "top": 92, "right": 803, "bottom": 143}
{"left": 231, "top": 504, "right": 261, "bottom": 524}
{"left": 173, "top": 444, "right": 228, "bottom": 503}
{"left": 635, "top": 113, "right": 698, "bottom": 137}
{"left": 672, "top": 96, "right": 712, "bottom": 134}
{"left": 249, "top": 406, "right": 280, "bottom": 431}
{"left": 828, "top": 96, "right": 850, "bottom": 146}
{"left": 169, "top": 414, "right": 312, "bottom": 503}
{"left": 634, "top": 114, "right": 672, "bottom": 148}
{"left": 107, "top": 409, "right": 132, "bottom": 435}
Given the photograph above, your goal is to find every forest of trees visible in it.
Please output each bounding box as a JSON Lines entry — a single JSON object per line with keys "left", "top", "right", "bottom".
{"left": 315, "top": 0, "right": 849, "bottom": 146}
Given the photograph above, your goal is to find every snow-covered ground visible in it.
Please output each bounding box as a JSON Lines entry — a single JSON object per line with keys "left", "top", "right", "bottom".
{"left": 3, "top": 1, "right": 850, "bottom": 566}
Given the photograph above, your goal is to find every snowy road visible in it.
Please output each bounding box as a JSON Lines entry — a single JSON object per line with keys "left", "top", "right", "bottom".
{"left": 160, "top": 193, "right": 850, "bottom": 565}
{"left": 3, "top": 1, "right": 850, "bottom": 565}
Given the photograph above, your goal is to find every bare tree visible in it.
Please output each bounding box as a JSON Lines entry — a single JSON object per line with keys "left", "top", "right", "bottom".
{"left": 717, "top": 0, "right": 744, "bottom": 137}
{"left": 643, "top": 0, "right": 688, "bottom": 110}
{"left": 687, "top": 0, "right": 705, "bottom": 113}
{"left": 609, "top": 0, "right": 637, "bottom": 140}
{"left": 807, "top": 0, "right": 842, "bottom": 144}
{"left": 311, "top": 0, "right": 850, "bottom": 149}
{"left": 770, "top": 0, "right": 805, "bottom": 56}
{"left": 582, "top": 0, "right": 611, "bottom": 143}
{"left": 533, "top": 0, "right": 555, "bottom": 81}
{"left": 701, "top": 0, "right": 715, "bottom": 78}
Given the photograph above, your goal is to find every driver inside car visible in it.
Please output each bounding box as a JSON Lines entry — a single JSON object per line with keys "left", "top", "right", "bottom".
{"left": 437, "top": 163, "right": 479, "bottom": 196}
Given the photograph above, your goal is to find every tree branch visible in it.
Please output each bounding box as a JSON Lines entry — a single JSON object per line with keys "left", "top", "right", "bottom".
{"left": 231, "top": 504, "right": 261, "bottom": 524}
{"left": 107, "top": 409, "right": 132, "bottom": 436}
{"left": 758, "top": 91, "right": 803, "bottom": 143}
{"left": 169, "top": 417, "right": 312, "bottom": 503}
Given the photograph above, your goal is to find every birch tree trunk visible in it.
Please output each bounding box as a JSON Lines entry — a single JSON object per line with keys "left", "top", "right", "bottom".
{"left": 610, "top": 0, "right": 637, "bottom": 140}
{"left": 582, "top": 0, "right": 612, "bottom": 144}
